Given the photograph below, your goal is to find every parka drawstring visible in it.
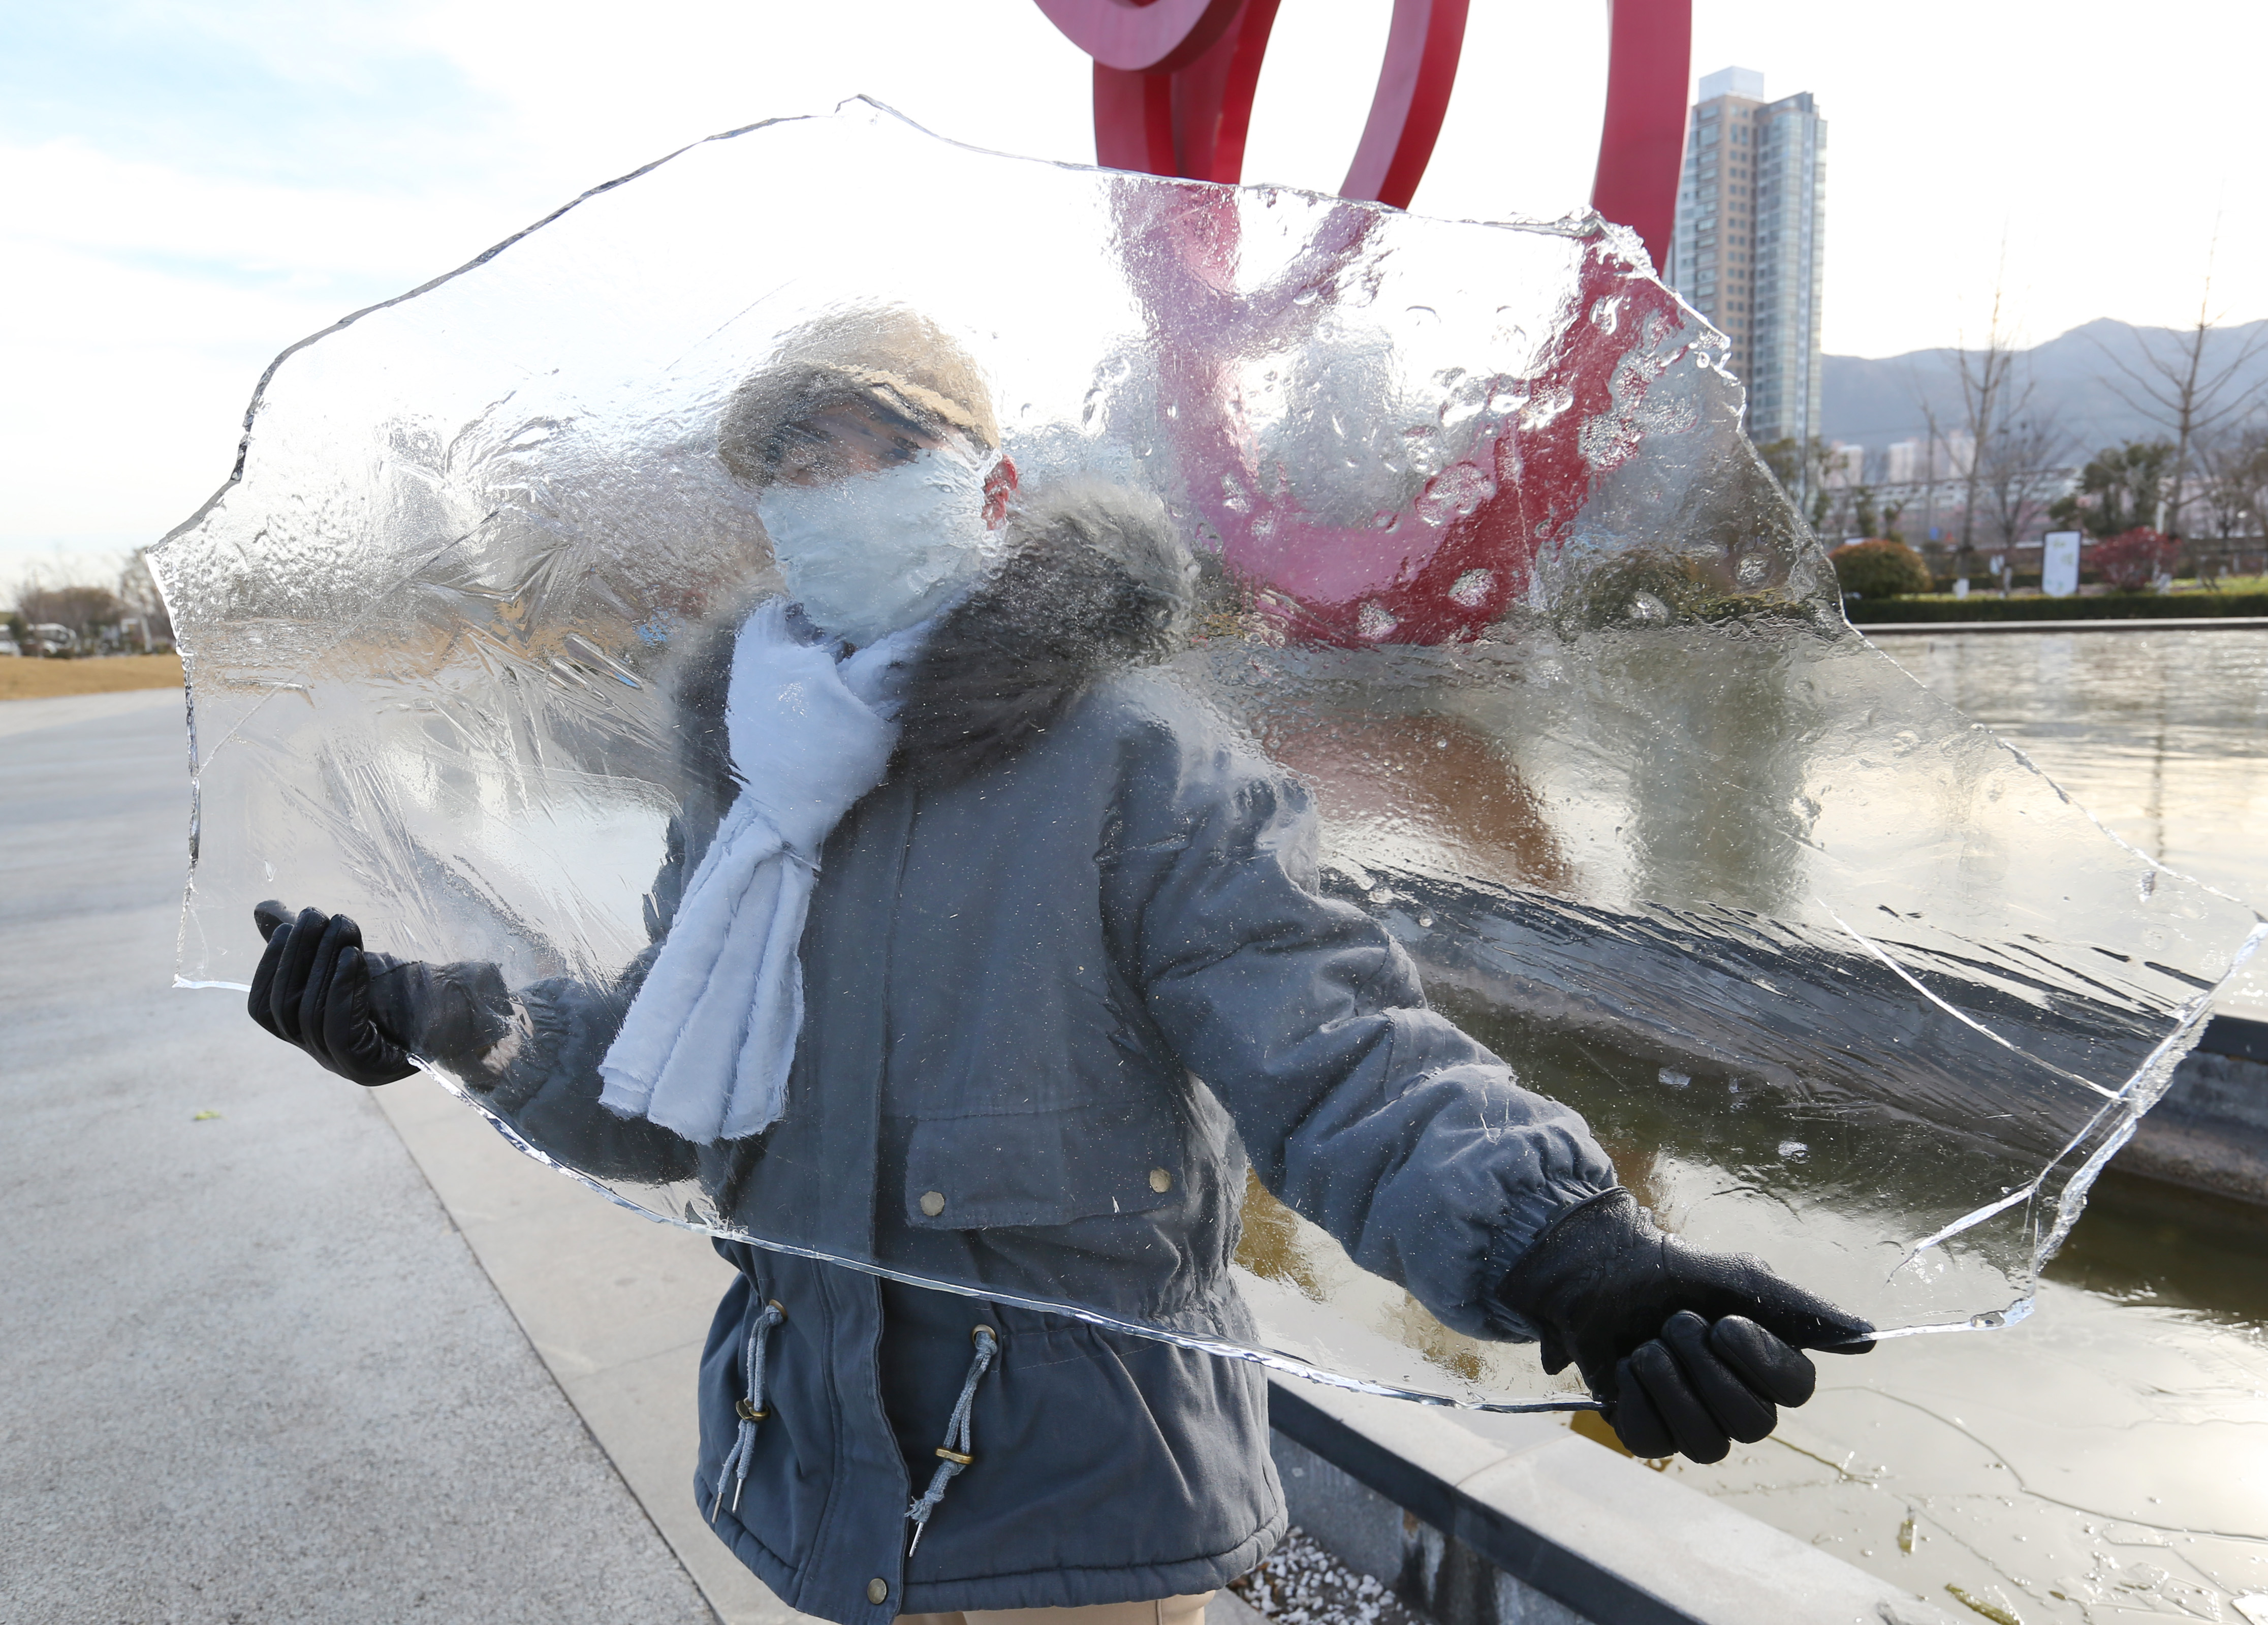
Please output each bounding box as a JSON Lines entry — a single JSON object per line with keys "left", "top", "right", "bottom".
{"left": 710, "top": 1297, "right": 786, "bottom": 1523}
{"left": 905, "top": 1325, "right": 999, "bottom": 1554}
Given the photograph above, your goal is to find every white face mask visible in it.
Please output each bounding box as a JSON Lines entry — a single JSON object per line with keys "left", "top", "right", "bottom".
{"left": 757, "top": 446, "right": 1001, "bottom": 646}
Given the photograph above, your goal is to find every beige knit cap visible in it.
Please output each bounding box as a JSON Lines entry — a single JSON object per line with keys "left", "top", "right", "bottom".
{"left": 718, "top": 306, "right": 1000, "bottom": 487}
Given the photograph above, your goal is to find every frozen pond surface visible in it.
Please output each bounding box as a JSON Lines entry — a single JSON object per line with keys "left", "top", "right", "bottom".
{"left": 1873, "top": 627, "right": 2268, "bottom": 1016}
{"left": 1549, "top": 629, "right": 2268, "bottom": 1621}
{"left": 1646, "top": 1174, "right": 2268, "bottom": 1622}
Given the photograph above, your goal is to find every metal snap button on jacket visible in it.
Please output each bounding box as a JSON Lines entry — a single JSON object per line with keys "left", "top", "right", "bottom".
{"left": 920, "top": 1191, "right": 946, "bottom": 1216}
{"left": 1148, "top": 1167, "right": 1172, "bottom": 1193}
{"left": 867, "top": 1578, "right": 889, "bottom": 1605}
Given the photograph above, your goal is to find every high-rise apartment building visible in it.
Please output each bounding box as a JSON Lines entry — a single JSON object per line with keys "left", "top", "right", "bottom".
{"left": 1668, "top": 68, "right": 1828, "bottom": 453}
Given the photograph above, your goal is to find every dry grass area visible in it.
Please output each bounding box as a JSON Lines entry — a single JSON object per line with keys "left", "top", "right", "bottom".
{"left": 0, "top": 653, "right": 183, "bottom": 701}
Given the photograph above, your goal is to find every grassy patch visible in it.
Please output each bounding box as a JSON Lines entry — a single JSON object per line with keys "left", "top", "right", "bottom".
{"left": 0, "top": 653, "right": 184, "bottom": 701}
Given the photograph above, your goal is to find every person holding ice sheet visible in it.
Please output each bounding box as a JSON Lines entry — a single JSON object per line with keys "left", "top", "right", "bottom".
{"left": 246, "top": 308, "right": 1870, "bottom": 1625}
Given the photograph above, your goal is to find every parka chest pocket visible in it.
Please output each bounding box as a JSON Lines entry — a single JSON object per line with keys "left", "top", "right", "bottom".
{"left": 904, "top": 1104, "right": 1181, "bottom": 1230}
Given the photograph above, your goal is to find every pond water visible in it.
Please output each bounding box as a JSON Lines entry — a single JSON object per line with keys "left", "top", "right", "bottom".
{"left": 1534, "top": 630, "right": 2268, "bottom": 1621}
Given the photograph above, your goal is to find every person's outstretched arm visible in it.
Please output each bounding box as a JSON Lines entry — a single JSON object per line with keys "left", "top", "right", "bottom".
{"left": 245, "top": 893, "right": 701, "bottom": 1185}
{"left": 1100, "top": 712, "right": 1869, "bottom": 1459}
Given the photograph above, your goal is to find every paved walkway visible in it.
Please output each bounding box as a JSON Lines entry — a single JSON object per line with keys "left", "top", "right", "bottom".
{"left": 0, "top": 693, "right": 730, "bottom": 1624}
{"left": 368, "top": 1044, "right": 807, "bottom": 1624}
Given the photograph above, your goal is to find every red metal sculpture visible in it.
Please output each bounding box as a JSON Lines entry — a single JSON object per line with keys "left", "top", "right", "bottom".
{"left": 1591, "top": 0, "right": 1690, "bottom": 275}
{"left": 1109, "top": 181, "right": 1688, "bottom": 645}
{"left": 1034, "top": 0, "right": 1690, "bottom": 269}
{"left": 1035, "top": 0, "right": 1697, "bottom": 646}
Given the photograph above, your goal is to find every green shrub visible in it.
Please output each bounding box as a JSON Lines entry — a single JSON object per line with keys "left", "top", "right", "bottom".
{"left": 1829, "top": 538, "right": 1933, "bottom": 599}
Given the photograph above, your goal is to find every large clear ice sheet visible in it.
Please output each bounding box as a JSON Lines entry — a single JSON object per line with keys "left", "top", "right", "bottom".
{"left": 151, "top": 102, "right": 2262, "bottom": 1409}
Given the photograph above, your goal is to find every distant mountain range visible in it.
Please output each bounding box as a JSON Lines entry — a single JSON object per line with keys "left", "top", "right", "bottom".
{"left": 1819, "top": 318, "right": 2268, "bottom": 460}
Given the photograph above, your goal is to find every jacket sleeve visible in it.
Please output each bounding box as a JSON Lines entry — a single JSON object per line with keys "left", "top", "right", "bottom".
{"left": 1099, "top": 709, "right": 1616, "bottom": 1342}
{"left": 391, "top": 817, "right": 705, "bottom": 1186}
{"left": 460, "top": 948, "right": 701, "bottom": 1185}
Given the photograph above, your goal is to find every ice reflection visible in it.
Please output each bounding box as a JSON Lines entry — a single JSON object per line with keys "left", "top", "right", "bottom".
{"left": 1871, "top": 628, "right": 2268, "bottom": 1014}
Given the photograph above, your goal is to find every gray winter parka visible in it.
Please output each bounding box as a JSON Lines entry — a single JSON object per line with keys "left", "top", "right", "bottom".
{"left": 458, "top": 489, "right": 1617, "bottom": 1625}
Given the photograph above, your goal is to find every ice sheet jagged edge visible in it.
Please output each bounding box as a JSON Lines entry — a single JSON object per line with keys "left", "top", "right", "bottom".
{"left": 1343, "top": 855, "right": 2264, "bottom": 1346}
{"left": 1875, "top": 915, "right": 2267, "bottom": 1340}
{"left": 143, "top": 95, "right": 2268, "bottom": 1400}
{"left": 419, "top": 1068, "right": 1600, "bottom": 1413}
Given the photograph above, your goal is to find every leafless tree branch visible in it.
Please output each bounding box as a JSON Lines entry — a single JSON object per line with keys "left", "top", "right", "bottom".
{"left": 2086, "top": 220, "right": 2268, "bottom": 533}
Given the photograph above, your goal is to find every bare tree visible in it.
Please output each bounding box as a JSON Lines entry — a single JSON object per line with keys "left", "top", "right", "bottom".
{"left": 1898, "top": 390, "right": 1974, "bottom": 572}
{"left": 1903, "top": 396, "right": 1949, "bottom": 562}
{"left": 2091, "top": 222, "right": 2268, "bottom": 537}
{"left": 1951, "top": 267, "right": 2026, "bottom": 576}
{"left": 2202, "top": 427, "right": 2268, "bottom": 574}
{"left": 1974, "top": 411, "right": 2069, "bottom": 568}
{"left": 11, "top": 567, "right": 128, "bottom": 650}
{"left": 1900, "top": 264, "right": 2032, "bottom": 581}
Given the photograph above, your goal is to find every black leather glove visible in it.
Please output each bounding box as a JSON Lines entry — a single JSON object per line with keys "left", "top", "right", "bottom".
{"left": 248, "top": 902, "right": 511, "bottom": 1086}
{"left": 1497, "top": 1188, "right": 1873, "bottom": 1463}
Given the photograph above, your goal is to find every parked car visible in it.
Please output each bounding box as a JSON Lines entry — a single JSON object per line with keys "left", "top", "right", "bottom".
{"left": 0, "top": 636, "right": 20, "bottom": 657}
{"left": 26, "top": 623, "right": 78, "bottom": 657}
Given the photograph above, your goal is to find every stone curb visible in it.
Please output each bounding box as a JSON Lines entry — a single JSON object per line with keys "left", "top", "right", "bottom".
{"left": 1267, "top": 1380, "right": 1959, "bottom": 1625}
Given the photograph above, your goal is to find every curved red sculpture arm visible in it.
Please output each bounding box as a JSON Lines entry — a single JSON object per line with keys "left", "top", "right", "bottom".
{"left": 1040, "top": 0, "right": 1689, "bottom": 269}
{"left": 1033, "top": 0, "right": 1248, "bottom": 72}
{"left": 1592, "top": 0, "right": 1692, "bottom": 273}
{"left": 1041, "top": 0, "right": 1700, "bottom": 647}
{"left": 1091, "top": 0, "right": 1280, "bottom": 181}
{"left": 1050, "top": 0, "right": 1464, "bottom": 210}
{"left": 1340, "top": 0, "right": 1467, "bottom": 209}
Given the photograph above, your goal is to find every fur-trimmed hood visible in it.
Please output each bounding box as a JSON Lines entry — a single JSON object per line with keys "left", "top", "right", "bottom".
{"left": 673, "top": 481, "right": 1196, "bottom": 816}
{"left": 892, "top": 480, "right": 1194, "bottom": 783}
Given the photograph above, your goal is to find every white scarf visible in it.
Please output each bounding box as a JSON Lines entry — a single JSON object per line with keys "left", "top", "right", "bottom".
{"left": 597, "top": 600, "right": 922, "bottom": 1144}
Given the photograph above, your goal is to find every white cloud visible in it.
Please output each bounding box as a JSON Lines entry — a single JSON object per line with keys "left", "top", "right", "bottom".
{"left": 6, "top": 140, "right": 508, "bottom": 279}
{"left": 394, "top": 0, "right": 1097, "bottom": 200}
{"left": 0, "top": 233, "right": 322, "bottom": 568}
{"left": 0, "top": 140, "right": 531, "bottom": 580}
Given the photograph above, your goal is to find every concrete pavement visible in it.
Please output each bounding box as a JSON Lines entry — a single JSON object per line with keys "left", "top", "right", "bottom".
{"left": 367, "top": 1055, "right": 807, "bottom": 1624}
{"left": 1, "top": 692, "right": 726, "bottom": 1624}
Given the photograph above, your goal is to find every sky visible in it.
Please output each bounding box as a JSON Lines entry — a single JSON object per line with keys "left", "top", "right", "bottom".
{"left": 3, "top": 0, "right": 2261, "bottom": 586}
